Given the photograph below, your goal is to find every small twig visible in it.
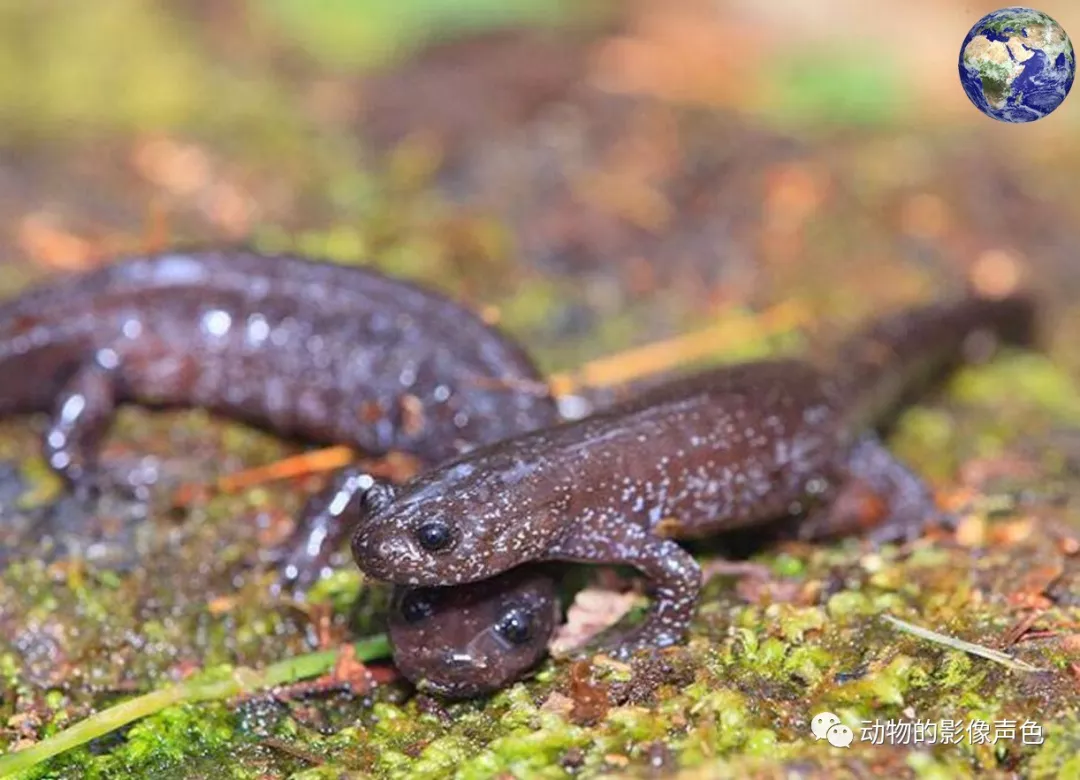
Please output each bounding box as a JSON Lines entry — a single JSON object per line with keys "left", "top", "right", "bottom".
{"left": 215, "top": 446, "right": 355, "bottom": 493}
{"left": 1002, "top": 610, "right": 1044, "bottom": 647}
{"left": 547, "top": 301, "right": 807, "bottom": 396}
{"left": 881, "top": 614, "right": 1046, "bottom": 673}
{"left": 0, "top": 634, "right": 392, "bottom": 777}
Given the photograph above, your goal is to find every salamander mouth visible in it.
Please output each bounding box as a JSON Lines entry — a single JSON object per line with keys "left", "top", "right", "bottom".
{"left": 410, "top": 653, "right": 491, "bottom": 698}
{"left": 414, "top": 676, "right": 480, "bottom": 698}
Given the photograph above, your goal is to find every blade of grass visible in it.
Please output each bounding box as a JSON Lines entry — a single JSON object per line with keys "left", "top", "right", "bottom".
{"left": 0, "top": 634, "right": 391, "bottom": 777}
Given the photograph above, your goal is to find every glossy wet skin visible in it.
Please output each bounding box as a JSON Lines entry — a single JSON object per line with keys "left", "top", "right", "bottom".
{"left": 353, "top": 295, "right": 1037, "bottom": 658}
{"left": 388, "top": 566, "right": 560, "bottom": 697}
{"left": 0, "top": 249, "right": 561, "bottom": 584}
{"left": 356, "top": 358, "right": 845, "bottom": 579}
{"left": 0, "top": 249, "right": 559, "bottom": 483}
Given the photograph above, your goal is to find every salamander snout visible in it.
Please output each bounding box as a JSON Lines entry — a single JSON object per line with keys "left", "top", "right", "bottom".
{"left": 350, "top": 528, "right": 424, "bottom": 582}
{"left": 351, "top": 506, "right": 468, "bottom": 585}
{"left": 350, "top": 521, "right": 463, "bottom": 585}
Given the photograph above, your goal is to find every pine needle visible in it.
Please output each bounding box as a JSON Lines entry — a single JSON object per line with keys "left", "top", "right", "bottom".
{"left": 880, "top": 614, "right": 1046, "bottom": 673}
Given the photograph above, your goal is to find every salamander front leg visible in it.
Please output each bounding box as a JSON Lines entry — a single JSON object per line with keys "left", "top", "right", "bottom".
{"left": 274, "top": 467, "right": 397, "bottom": 593}
{"left": 549, "top": 531, "right": 702, "bottom": 659}
{"left": 43, "top": 360, "right": 119, "bottom": 499}
{"left": 799, "top": 435, "right": 955, "bottom": 545}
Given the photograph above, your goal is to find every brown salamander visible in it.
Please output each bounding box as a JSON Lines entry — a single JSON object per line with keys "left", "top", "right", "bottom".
{"left": 0, "top": 249, "right": 560, "bottom": 582}
{"left": 387, "top": 564, "right": 560, "bottom": 698}
{"left": 351, "top": 294, "right": 1037, "bottom": 658}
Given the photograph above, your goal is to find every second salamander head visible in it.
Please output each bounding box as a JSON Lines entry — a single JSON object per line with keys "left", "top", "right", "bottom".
{"left": 387, "top": 566, "right": 560, "bottom": 698}
{"left": 350, "top": 443, "right": 565, "bottom": 586}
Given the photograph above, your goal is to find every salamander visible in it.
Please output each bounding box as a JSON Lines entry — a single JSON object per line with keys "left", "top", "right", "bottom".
{"left": 350, "top": 293, "right": 1037, "bottom": 658}
{"left": 387, "top": 564, "right": 560, "bottom": 697}
{"left": 0, "top": 249, "right": 560, "bottom": 581}
{"left": 291, "top": 445, "right": 564, "bottom": 697}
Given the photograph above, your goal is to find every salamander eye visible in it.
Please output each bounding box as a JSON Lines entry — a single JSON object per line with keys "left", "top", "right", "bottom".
{"left": 415, "top": 520, "right": 455, "bottom": 553}
{"left": 494, "top": 607, "right": 533, "bottom": 645}
{"left": 399, "top": 592, "right": 435, "bottom": 624}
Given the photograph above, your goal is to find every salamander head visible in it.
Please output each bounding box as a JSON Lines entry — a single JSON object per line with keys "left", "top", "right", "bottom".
{"left": 387, "top": 566, "right": 559, "bottom": 698}
{"left": 350, "top": 454, "right": 564, "bottom": 586}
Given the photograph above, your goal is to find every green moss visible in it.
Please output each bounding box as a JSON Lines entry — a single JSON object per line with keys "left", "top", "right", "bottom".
{"left": 456, "top": 711, "right": 588, "bottom": 778}
{"left": 602, "top": 706, "right": 665, "bottom": 743}
{"left": 770, "top": 552, "right": 806, "bottom": 578}
{"left": 1028, "top": 718, "right": 1080, "bottom": 779}
{"left": 906, "top": 752, "right": 978, "bottom": 780}
{"left": 826, "top": 591, "right": 876, "bottom": 620}
{"left": 122, "top": 705, "right": 232, "bottom": 763}
{"left": 950, "top": 353, "right": 1080, "bottom": 423}
{"left": 254, "top": 0, "right": 588, "bottom": 69}
{"left": 762, "top": 46, "right": 906, "bottom": 126}
{"left": 934, "top": 651, "right": 979, "bottom": 690}
{"left": 828, "top": 654, "right": 926, "bottom": 708}
{"left": 771, "top": 605, "right": 826, "bottom": 642}
{"left": 493, "top": 276, "right": 572, "bottom": 336}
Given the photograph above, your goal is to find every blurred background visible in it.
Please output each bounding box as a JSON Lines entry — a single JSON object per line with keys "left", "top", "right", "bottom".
{"left": 3, "top": 0, "right": 1079, "bottom": 374}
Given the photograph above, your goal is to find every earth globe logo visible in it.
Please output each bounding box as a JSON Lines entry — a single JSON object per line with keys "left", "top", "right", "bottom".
{"left": 959, "top": 7, "right": 1075, "bottom": 122}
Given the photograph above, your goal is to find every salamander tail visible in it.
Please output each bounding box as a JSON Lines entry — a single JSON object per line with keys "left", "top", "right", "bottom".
{"left": 831, "top": 290, "right": 1038, "bottom": 431}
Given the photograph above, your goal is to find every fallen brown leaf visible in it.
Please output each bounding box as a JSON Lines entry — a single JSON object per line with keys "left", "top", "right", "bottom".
{"left": 550, "top": 587, "right": 640, "bottom": 656}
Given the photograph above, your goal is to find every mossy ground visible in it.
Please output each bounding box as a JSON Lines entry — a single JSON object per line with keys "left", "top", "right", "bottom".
{"left": 2, "top": 2, "right": 1080, "bottom": 778}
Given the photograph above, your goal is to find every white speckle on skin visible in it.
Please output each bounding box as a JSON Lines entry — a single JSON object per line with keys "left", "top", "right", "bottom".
{"left": 59, "top": 394, "right": 86, "bottom": 423}
{"left": 95, "top": 348, "right": 120, "bottom": 370}
{"left": 153, "top": 254, "right": 208, "bottom": 285}
{"left": 246, "top": 314, "right": 271, "bottom": 345}
{"left": 121, "top": 318, "right": 143, "bottom": 340}
{"left": 201, "top": 309, "right": 232, "bottom": 338}
{"left": 269, "top": 318, "right": 295, "bottom": 347}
